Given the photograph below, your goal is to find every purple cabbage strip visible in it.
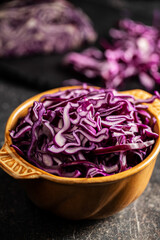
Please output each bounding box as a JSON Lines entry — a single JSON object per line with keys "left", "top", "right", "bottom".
{"left": 64, "top": 18, "right": 160, "bottom": 91}
{"left": 10, "top": 86, "right": 159, "bottom": 178}
{"left": 0, "top": 0, "right": 96, "bottom": 57}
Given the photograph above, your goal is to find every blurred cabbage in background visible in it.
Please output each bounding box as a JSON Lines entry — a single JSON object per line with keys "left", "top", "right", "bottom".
{"left": 64, "top": 17, "right": 160, "bottom": 92}
{"left": 0, "top": 0, "right": 97, "bottom": 57}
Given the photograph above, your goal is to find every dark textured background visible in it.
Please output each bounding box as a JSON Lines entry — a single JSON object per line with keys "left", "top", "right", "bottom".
{"left": 0, "top": 1, "right": 160, "bottom": 239}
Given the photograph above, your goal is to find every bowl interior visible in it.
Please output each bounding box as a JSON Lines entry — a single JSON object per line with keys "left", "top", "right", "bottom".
{"left": 4, "top": 87, "right": 160, "bottom": 184}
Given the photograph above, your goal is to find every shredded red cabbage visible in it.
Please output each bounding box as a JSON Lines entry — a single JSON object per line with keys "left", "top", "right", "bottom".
{"left": 64, "top": 18, "right": 160, "bottom": 91}
{"left": 0, "top": 0, "right": 96, "bottom": 57}
{"left": 10, "top": 86, "right": 159, "bottom": 178}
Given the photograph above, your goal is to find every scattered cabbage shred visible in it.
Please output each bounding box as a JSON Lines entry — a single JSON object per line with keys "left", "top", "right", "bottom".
{"left": 0, "top": 0, "right": 96, "bottom": 57}
{"left": 64, "top": 18, "right": 160, "bottom": 91}
{"left": 10, "top": 86, "right": 160, "bottom": 178}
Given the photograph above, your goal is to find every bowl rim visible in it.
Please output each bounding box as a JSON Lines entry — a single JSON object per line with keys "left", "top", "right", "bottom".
{"left": 3, "top": 86, "right": 160, "bottom": 185}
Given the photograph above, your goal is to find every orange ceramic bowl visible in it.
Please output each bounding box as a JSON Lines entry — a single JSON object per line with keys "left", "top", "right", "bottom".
{"left": 0, "top": 86, "right": 160, "bottom": 220}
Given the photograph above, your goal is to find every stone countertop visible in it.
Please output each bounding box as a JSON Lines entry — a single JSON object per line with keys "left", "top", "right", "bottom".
{"left": 0, "top": 80, "right": 160, "bottom": 240}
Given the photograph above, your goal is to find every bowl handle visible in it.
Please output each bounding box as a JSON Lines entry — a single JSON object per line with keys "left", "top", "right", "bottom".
{"left": 0, "top": 144, "right": 43, "bottom": 179}
{"left": 122, "top": 89, "right": 160, "bottom": 119}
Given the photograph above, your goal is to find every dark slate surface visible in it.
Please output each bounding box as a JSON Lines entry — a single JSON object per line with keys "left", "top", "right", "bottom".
{"left": 0, "top": 0, "right": 160, "bottom": 239}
